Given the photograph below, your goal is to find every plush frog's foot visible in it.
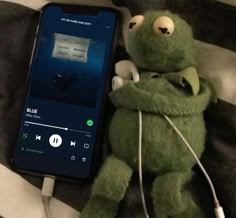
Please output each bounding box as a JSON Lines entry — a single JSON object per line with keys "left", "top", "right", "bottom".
{"left": 152, "top": 171, "right": 206, "bottom": 218}
{"left": 153, "top": 200, "right": 206, "bottom": 218}
{"left": 173, "top": 203, "right": 206, "bottom": 218}
{"left": 80, "top": 196, "right": 119, "bottom": 218}
{"left": 155, "top": 207, "right": 206, "bottom": 218}
{"left": 81, "top": 155, "right": 133, "bottom": 218}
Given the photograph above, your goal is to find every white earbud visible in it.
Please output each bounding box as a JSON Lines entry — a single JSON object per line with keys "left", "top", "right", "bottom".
{"left": 112, "top": 60, "right": 140, "bottom": 91}
{"left": 112, "top": 76, "right": 129, "bottom": 91}
{"left": 115, "top": 60, "right": 140, "bottom": 82}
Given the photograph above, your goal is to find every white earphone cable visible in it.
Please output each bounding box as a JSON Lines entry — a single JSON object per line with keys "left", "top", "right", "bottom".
{"left": 163, "top": 115, "right": 225, "bottom": 218}
{"left": 138, "top": 113, "right": 225, "bottom": 218}
{"left": 163, "top": 115, "right": 218, "bottom": 205}
{"left": 113, "top": 60, "right": 224, "bottom": 218}
{"left": 138, "top": 110, "right": 150, "bottom": 218}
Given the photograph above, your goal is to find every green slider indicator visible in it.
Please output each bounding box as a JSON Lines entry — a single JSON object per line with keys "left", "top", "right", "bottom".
{"left": 87, "top": 119, "right": 94, "bottom": 127}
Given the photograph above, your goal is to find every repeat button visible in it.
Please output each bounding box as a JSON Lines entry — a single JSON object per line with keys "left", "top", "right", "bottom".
{"left": 84, "top": 143, "right": 90, "bottom": 149}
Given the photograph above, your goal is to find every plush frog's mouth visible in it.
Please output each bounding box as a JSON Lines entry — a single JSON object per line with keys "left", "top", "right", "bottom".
{"left": 129, "top": 47, "right": 179, "bottom": 73}
{"left": 150, "top": 73, "right": 161, "bottom": 78}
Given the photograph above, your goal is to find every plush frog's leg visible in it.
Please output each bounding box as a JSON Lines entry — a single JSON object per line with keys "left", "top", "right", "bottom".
{"left": 152, "top": 171, "right": 206, "bottom": 218}
{"left": 80, "top": 155, "right": 133, "bottom": 218}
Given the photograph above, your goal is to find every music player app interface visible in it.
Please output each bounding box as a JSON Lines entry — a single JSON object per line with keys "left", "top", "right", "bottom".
{"left": 13, "top": 6, "right": 118, "bottom": 179}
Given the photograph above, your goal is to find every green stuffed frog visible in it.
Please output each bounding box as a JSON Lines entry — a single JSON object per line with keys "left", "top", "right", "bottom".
{"left": 80, "top": 11, "right": 212, "bottom": 218}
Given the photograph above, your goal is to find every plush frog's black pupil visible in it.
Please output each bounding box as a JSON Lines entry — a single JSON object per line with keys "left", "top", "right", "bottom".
{"left": 159, "top": 27, "right": 170, "bottom": 35}
{"left": 129, "top": 22, "right": 136, "bottom": 29}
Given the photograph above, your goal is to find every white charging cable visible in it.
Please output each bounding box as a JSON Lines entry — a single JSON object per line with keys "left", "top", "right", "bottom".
{"left": 41, "top": 176, "right": 56, "bottom": 218}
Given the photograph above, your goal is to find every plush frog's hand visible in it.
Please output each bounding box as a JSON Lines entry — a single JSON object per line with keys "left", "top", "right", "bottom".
{"left": 163, "top": 66, "right": 200, "bottom": 96}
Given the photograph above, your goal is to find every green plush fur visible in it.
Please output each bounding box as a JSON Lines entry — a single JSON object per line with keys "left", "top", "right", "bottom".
{"left": 127, "top": 11, "right": 196, "bottom": 73}
{"left": 80, "top": 11, "right": 212, "bottom": 218}
{"left": 109, "top": 76, "right": 211, "bottom": 174}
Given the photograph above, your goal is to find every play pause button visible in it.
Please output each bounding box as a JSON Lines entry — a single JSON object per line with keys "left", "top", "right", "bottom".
{"left": 49, "top": 134, "right": 62, "bottom": 147}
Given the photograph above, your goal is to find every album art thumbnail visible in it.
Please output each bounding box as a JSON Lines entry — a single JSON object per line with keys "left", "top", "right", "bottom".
{"left": 30, "top": 33, "right": 107, "bottom": 107}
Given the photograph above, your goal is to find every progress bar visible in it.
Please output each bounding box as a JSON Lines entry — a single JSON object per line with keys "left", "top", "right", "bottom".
{"left": 25, "top": 121, "right": 91, "bottom": 134}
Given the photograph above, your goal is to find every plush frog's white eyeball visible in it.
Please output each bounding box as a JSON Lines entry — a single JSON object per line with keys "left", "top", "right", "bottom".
{"left": 153, "top": 16, "right": 175, "bottom": 37}
{"left": 128, "top": 15, "right": 144, "bottom": 33}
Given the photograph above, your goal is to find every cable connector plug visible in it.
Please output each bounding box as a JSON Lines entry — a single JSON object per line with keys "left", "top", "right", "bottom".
{"left": 215, "top": 206, "right": 225, "bottom": 218}
{"left": 41, "top": 176, "right": 56, "bottom": 218}
{"left": 42, "top": 176, "right": 55, "bottom": 197}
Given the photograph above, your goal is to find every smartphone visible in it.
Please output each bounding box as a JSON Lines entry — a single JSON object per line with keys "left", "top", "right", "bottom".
{"left": 11, "top": 3, "right": 120, "bottom": 182}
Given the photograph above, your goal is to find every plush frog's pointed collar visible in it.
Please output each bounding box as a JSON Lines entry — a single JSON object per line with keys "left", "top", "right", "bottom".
{"left": 143, "top": 67, "right": 200, "bottom": 96}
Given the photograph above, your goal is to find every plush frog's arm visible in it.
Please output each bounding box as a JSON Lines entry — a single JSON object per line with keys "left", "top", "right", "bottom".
{"left": 110, "top": 75, "right": 212, "bottom": 116}
{"left": 80, "top": 155, "right": 133, "bottom": 218}
{"left": 163, "top": 66, "right": 200, "bottom": 96}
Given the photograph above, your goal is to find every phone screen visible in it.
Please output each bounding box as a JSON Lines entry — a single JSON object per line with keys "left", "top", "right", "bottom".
{"left": 12, "top": 4, "right": 119, "bottom": 180}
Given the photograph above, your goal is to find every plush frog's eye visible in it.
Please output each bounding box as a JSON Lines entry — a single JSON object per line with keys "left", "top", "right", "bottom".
{"left": 128, "top": 15, "right": 144, "bottom": 33}
{"left": 153, "top": 16, "right": 175, "bottom": 37}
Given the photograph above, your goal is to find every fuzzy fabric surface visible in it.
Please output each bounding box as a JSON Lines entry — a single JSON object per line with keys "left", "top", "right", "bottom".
{"left": 127, "top": 11, "right": 195, "bottom": 73}
{"left": 105, "top": 76, "right": 211, "bottom": 218}
{"left": 110, "top": 75, "right": 211, "bottom": 116}
{"left": 80, "top": 73, "right": 212, "bottom": 218}
{"left": 80, "top": 10, "right": 213, "bottom": 218}
{"left": 0, "top": 1, "right": 235, "bottom": 218}
{"left": 113, "top": 1, "right": 236, "bottom": 218}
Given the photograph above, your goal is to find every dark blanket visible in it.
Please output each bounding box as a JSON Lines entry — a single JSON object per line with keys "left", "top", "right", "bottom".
{"left": 0, "top": 1, "right": 235, "bottom": 218}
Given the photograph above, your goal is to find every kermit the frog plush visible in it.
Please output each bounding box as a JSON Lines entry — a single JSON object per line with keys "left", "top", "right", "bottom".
{"left": 80, "top": 11, "right": 212, "bottom": 218}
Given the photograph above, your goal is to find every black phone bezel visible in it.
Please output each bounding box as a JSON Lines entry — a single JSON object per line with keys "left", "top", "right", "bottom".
{"left": 11, "top": 3, "right": 121, "bottom": 183}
